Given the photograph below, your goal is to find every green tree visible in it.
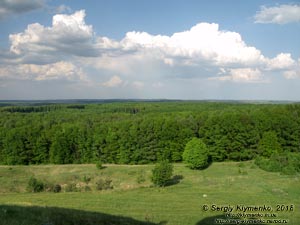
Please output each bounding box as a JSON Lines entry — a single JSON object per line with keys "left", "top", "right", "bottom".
{"left": 151, "top": 160, "right": 173, "bottom": 187}
{"left": 258, "top": 131, "right": 282, "bottom": 157}
{"left": 33, "top": 133, "right": 50, "bottom": 164}
{"left": 49, "top": 131, "right": 70, "bottom": 164}
{"left": 182, "top": 138, "right": 210, "bottom": 169}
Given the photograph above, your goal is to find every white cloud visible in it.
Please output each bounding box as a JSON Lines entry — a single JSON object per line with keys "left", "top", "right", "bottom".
{"left": 2, "top": 9, "right": 299, "bottom": 87}
{"left": 265, "top": 53, "right": 295, "bottom": 70}
{"left": 9, "top": 10, "right": 97, "bottom": 62}
{"left": 283, "top": 59, "right": 300, "bottom": 79}
{"left": 0, "top": 0, "right": 45, "bottom": 20}
{"left": 93, "top": 22, "right": 299, "bottom": 82}
{"left": 102, "top": 75, "right": 123, "bottom": 87}
{"left": 254, "top": 4, "right": 300, "bottom": 24}
{"left": 54, "top": 4, "right": 72, "bottom": 14}
{"left": 0, "top": 61, "right": 86, "bottom": 81}
{"left": 211, "top": 68, "right": 265, "bottom": 83}
{"left": 283, "top": 70, "right": 300, "bottom": 79}
{"left": 119, "top": 23, "right": 264, "bottom": 67}
{"left": 163, "top": 58, "right": 174, "bottom": 66}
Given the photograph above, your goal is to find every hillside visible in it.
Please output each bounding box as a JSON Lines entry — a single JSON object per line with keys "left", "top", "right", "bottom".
{"left": 0, "top": 162, "right": 299, "bottom": 225}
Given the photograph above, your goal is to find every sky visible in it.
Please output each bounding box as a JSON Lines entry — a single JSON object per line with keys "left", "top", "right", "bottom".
{"left": 0, "top": 0, "right": 300, "bottom": 100}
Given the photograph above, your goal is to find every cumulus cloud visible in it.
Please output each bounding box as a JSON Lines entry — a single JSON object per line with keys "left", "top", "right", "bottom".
{"left": 265, "top": 53, "right": 295, "bottom": 70}
{"left": 0, "top": 61, "right": 86, "bottom": 81}
{"left": 211, "top": 68, "right": 265, "bottom": 83}
{"left": 254, "top": 4, "right": 300, "bottom": 24}
{"left": 9, "top": 10, "right": 97, "bottom": 63}
{"left": 101, "top": 76, "right": 145, "bottom": 89}
{"left": 0, "top": 0, "right": 45, "bottom": 20}
{"left": 91, "top": 21, "right": 298, "bottom": 83}
{"left": 118, "top": 23, "right": 264, "bottom": 67}
{"left": 283, "top": 59, "right": 300, "bottom": 79}
{"left": 102, "top": 75, "right": 123, "bottom": 87}
{"left": 2, "top": 10, "right": 299, "bottom": 85}
{"left": 5, "top": 10, "right": 295, "bottom": 71}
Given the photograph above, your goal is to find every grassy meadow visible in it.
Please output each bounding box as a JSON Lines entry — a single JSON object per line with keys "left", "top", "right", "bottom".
{"left": 0, "top": 161, "right": 299, "bottom": 225}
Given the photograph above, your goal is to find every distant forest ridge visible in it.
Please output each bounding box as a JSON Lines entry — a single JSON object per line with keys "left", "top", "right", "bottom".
{"left": 0, "top": 101, "right": 299, "bottom": 165}
{"left": 0, "top": 99, "right": 299, "bottom": 107}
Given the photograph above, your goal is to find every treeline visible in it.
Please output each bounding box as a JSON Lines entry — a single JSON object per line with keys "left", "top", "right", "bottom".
{"left": 0, "top": 102, "right": 299, "bottom": 165}
{"left": 1, "top": 105, "right": 63, "bottom": 113}
{"left": 1, "top": 104, "right": 88, "bottom": 113}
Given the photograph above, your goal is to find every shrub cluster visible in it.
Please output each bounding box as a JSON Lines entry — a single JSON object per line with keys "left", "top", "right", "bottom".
{"left": 26, "top": 174, "right": 116, "bottom": 193}
{"left": 65, "top": 183, "right": 79, "bottom": 192}
{"left": 27, "top": 177, "right": 62, "bottom": 193}
{"left": 255, "top": 152, "right": 300, "bottom": 175}
{"left": 95, "top": 178, "right": 113, "bottom": 190}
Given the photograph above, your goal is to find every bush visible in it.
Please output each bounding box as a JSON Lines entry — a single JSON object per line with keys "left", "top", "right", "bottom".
{"left": 95, "top": 178, "right": 113, "bottom": 190}
{"left": 96, "top": 162, "right": 103, "bottom": 170}
{"left": 255, "top": 152, "right": 300, "bottom": 175}
{"left": 53, "top": 184, "right": 62, "bottom": 193}
{"left": 282, "top": 165, "right": 297, "bottom": 175}
{"left": 182, "top": 138, "right": 210, "bottom": 170}
{"left": 151, "top": 160, "right": 173, "bottom": 187}
{"left": 288, "top": 152, "right": 300, "bottom": 173}
{"left": 45, "top": 183, "right": 62, "bottom": 193}
{"left": 65, "top": 183, "right": 79, "bottom": 192}
{"left": 27, "top": 177, "right": 44, "bottom": 193}
{"left": 255, "top": 156, "right": 281, "bottom": 172}
{"left": 82, "top": 175, "right": 91, "bottom": 184}
{"left": 84, "top": 186, "right": 92, "bottom": 192}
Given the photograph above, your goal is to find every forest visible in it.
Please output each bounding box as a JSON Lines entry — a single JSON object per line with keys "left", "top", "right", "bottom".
{"left": 0, "top": 101, "right": 299, "bottom": 168}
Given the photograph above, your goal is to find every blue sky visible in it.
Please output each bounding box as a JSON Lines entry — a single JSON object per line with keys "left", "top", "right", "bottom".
{"left": 0, "top": 0, "right": 300, "bottom": 100}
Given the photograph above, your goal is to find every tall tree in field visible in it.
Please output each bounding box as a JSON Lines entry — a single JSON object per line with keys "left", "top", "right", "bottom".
{"left": 182, "top": 138, "right": 210, "bottom": 169}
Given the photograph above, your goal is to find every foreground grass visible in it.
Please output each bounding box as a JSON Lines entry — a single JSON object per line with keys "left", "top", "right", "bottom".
{"left": 0, "top": 162, "right": 299, "bottom": 225}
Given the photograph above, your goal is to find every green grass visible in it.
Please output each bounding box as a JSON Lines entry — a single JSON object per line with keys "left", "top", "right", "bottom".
{"left": 0, "top": 162, "right": 299, "bottom": 225}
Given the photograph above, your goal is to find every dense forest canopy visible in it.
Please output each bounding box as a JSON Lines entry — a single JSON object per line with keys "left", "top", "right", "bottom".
{"left": 0, "top": 101, "right": 299, "bottom": 165}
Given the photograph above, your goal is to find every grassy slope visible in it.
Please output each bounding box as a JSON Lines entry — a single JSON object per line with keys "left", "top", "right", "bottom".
{"left": 0, "top": 162, "right": 299, "bottom": 225}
